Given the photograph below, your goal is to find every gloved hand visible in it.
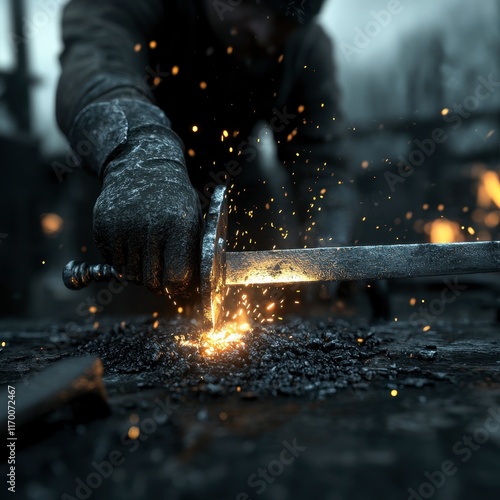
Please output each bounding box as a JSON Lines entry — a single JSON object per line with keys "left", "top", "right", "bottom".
{"left": 69, "top": 98, "right": 202, "bottom": 296}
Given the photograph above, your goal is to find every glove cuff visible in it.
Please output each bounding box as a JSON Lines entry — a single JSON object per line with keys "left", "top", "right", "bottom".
{"left": 68, "top": 98, "right": 183, "bottom": 178}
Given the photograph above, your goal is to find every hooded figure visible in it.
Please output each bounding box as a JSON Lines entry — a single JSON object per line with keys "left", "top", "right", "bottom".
{"left": 56, "top": 0, "right": 356, "bottom": 298}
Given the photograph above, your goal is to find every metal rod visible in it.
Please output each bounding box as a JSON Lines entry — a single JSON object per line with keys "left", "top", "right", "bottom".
{"left": 225, "top": 241, "right": 500, "bottom": 286}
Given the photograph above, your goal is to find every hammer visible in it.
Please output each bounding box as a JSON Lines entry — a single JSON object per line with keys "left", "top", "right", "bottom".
{"left": 64, "top": 185, "right": 500, "bottom": 330}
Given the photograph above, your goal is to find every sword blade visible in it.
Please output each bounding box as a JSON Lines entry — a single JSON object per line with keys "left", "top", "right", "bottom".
{"left": 225, "top": 241, "right": 500, "bottom": 286}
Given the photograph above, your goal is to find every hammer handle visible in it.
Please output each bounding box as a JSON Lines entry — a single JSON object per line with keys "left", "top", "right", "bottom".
{"left": 63, "top": 261, "right": 122, "bottom": 290}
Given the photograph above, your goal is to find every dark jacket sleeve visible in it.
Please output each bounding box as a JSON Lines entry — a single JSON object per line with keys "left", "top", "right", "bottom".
{"left": 56, "top": 0, "right": 165, "bottom": 135}
{"left": 275, "top": 23, "right": 352, "bottom": 186}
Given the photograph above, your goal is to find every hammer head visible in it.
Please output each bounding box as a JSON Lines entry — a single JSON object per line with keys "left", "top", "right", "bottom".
{"left": 201, "top": 185, "right": 228, "bottom": 331}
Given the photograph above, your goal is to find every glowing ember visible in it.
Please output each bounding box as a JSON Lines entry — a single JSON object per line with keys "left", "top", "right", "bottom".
{"left": 484, "top": 212, "right": 500, "bottom": 228}
{"left": 40, "top": 212, "right": 63, "bottom": 236}
{"left": 479, "top": 171, "right": 500, "bottom": 209}
{"left": 128, "top": 426, "right": 140, "bottom": 440}
{"left": 177, "top": 321, "right": 250, "bottom": 357}
{"left": 428, "top": 218, "right": 463, "bottom": 243}
{"left": 201, "top": 322, "right": 250, "bottom": 356}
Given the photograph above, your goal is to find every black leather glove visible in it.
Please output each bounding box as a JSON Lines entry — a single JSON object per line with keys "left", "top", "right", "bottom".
{"left": 69, "top": 98, "right": 202, "bottom": 296}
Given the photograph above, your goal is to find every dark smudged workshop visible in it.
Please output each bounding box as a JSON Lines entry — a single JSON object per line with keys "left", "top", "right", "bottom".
{"left": 1, "top": 0, "right": 500, "bottom": 499}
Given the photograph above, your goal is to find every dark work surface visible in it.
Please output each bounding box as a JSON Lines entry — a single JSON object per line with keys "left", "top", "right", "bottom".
{"left": 1, "top": 283, "right": 500, "bottom": 500}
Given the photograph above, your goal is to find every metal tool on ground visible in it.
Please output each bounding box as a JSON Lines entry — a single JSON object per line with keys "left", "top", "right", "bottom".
{"left": 63, "top": 186, "right": 500, "bottom": 331}
{"left": 1, "top": 357, "right": 108, "bottom": 443}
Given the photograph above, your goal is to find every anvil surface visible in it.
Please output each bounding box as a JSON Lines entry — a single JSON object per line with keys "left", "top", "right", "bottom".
{"left": 1, "top": 284, "right": 500, "bottom": 500}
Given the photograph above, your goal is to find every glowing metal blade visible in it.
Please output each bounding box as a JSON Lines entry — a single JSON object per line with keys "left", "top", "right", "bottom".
{"left": 225, "top": 241, "right": 500, "bottom": 286}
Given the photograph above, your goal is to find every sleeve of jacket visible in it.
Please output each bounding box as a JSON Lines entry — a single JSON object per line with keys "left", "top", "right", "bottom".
{"left": 275, "top": 23, "right": 351, "bottom": 184}
{"left": 56, "top": 0, "right": 165, "bottom": 135}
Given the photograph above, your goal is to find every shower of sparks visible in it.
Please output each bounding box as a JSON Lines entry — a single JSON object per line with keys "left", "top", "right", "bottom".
{"left": 176, "top": 319, "right": 250, "bottom": 357}
{"left": 175, "top": 283, "right": 298, "bottom": 356}
{"left": 176, "top": 145, "right": 347, "bottom": 356}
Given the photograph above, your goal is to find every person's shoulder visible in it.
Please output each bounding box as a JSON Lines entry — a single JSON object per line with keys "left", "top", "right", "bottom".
{"left": 303, "top": 21, "right": 333, "bottom": 51}
{"left": 286, "top": 21, "right": 333, "bottom": 59}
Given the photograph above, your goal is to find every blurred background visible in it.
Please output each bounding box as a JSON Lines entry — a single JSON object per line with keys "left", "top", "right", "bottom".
{"left": 0, "top": 0, "right": 499, "bottom": 319}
